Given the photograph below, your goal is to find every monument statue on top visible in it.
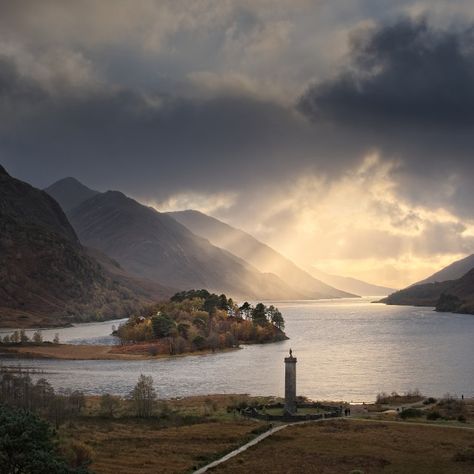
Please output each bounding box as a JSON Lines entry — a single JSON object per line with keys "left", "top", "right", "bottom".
{"left": 284, "top": 348, "right": 297, "bottom": 415}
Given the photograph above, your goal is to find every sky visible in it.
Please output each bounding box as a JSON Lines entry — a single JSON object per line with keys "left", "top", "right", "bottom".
{"left": 2, "top": 0, "right": 474, "bottom": 288}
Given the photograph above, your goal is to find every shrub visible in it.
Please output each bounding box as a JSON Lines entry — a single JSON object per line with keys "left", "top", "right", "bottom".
{"left": 453, "top": 448, "right": 474, "bottom": 463}
{"left": 99, "top": 393, "right": 120, "bottom": 418}
{"left": 423, "top": 397, "right": 437, "bottom": 405}
{"left": 193, "top": 335, "right": 206, "bottom": 350}
{"left": 426, "top": 411, "right": 441, "bottom": 420}
{"left": 62, "top": 440, "right": 94, "bottom": 468}
{"left": 399, "top": 408, "right": 423, "bottom": 419}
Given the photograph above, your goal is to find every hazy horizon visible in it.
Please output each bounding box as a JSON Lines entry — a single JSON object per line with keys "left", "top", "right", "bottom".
{"left": 3, "top": 1, "right": 474, "bottom": 288}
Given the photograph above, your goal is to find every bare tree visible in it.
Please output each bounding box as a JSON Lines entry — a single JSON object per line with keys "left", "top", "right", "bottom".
{"left": 130, "top": 374, "right": 156, "bottom": 417}
{"left": 100, "top": 393, "right": 120, "bottom": 418}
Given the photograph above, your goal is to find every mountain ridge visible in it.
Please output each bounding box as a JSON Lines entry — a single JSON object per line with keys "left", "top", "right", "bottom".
{"left": 414, "top": 253, "right": 474, "bottom": 286}
{"left": 169, "top": 210, "right": 364, "bottom": 298}
{"left": 46, "top": 177, "right": 100, "bottom": 212}
{"left": 64, "top": 189, "right": 306, "bottom": 300}
{"left": 380, "top": 254, "right": 474, "bottom": 315}
{"left": 0, "top": 166, "right": 170, "bottom": 328}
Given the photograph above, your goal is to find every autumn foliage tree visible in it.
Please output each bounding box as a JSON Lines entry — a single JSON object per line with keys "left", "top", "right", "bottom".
{"left": 116, "top": 290, "right": 286, "bottom": 355}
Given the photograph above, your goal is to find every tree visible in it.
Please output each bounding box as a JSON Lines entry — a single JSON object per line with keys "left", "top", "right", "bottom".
{"left": 217, "top": 294, "right": 229, "bottom": 311}
{"left": 19, "top": 330, "right": 29, "bottom": 344}
{"left": 32, "top": 331, "right": 43, "bottom": 344}
{"left": 151, "top": 314, "right": 175, "bottom": 338}
{"left": 251, "top": 303, "right": 267, "bottom": 326}
{"left": 267, "top": 306, "right": 285, "bottom": 329}
{"left": 177, "top": 322, "right": 190, "bottom": 339}
{"left": 192, "top": 335, "right": 206, "bottom": 350}
{"left": 239, "top": 302, "right": 251, "bottom": 320}
{"left": 99, "top": 393, "right": 120, "bottom": 418}
{"left": 0, "top": 404, "right": 91, "bottom": 474}
{"left": 207, "top": 332, "right": 220, "bottom": 352}
{"left": 53, "top": 333, "right": 60, "bottom": 344}
{"left": 130, "top": 374, "right": 156, "bottom": 418}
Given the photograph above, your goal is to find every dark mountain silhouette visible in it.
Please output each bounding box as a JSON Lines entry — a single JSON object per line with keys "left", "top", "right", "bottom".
{"left": 168, "top": 210, "right": 359, "bottom": 298}
{"left": 0, "top": 166, "right": 170, "bottom": 328}
{"left": 65, "top": 190, "right": 305, "bottom": 300}
{"left": 45, "top": 177, "right": 99, "bottom": 212}
{"left": 380, "top": 267, "right": 474, "bottom": 315}
{"left": 414, "top": 253, "right": 474, "bottom": 285}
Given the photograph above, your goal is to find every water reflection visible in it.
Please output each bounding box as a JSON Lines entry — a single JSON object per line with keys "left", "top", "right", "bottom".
{"left": 1, "top": 299, "right": 473, "bottom": 402}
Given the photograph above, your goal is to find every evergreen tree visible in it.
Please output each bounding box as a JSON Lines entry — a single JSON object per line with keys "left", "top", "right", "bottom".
{"left": 0, "top": 404, "right": 91, "bottom": 473}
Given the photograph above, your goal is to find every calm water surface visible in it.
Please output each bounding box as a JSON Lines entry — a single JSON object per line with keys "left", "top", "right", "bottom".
{"left": 1, "top": 298, "right": 473, "bottom": 402}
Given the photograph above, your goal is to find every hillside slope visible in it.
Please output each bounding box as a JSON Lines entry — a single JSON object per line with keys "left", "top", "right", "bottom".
{"left": 305, "top": 267, "right": 395, "bottom": 296}
{"left": 380, "top": 269, "right": 474, "bottom": 315}
{"left": 0, "top": 166, "right": 169, "bottom": 328}
{"left": 68, "top": 191, "right": 304, "bottom": 300}
{"left": 415, "top": 253, "right": 474, "bottom": 285}
{"left": 168, "top": 210, "right": 356, "bottom": 298}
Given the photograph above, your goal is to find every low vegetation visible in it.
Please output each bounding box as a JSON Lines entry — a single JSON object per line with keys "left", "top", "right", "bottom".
{"left": 211, "top": 419, "right": 474, "bottom": 474}
{"left": 0, "top": 404, "right": 92, "bottom": 474}
{"left": 375, "top": 389, "right": 424, "bottom": 405}
{"left": 115, "top": 289, "right": 287, "bottom": 355}
{"left": 0, "top": 368, "right": 273, "bottom": 474}
{"left": 0, "top": 329, "right": 60, "bottom": 345}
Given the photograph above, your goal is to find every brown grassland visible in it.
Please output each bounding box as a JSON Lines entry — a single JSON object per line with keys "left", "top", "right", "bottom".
{"left": 56, "top": 396, "right": 474, "bottom": 474}
{"left": 211, "top": 419, "right": 474, "bottom": 474}
{"left": 62, "top": 418, "right": 264, "bottom": 473}
{"left": 0, "top": 343, "right": 239, "bottom": 360}
{"left": 59, "top": 394, "right": 271, "bottom": 474}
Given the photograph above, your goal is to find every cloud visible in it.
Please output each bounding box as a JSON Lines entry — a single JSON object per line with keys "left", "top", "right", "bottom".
{"left": 298, "top": 17, "right": 474, "bottom": 126}
{"left": 298, "top": 17, "right": 474, "bottom": 220}
{"left": 3, "top": 4, "right": 474, "bottom": 286}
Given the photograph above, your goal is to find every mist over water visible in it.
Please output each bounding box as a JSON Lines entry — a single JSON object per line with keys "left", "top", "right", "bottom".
{"left": 1, "top": 298, "right": 473, "bottom": 402}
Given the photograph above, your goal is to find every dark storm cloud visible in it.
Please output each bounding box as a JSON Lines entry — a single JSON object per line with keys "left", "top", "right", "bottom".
{"left": 299, "top": 17, "right": 474, "bottom": 126}
{"left": 3, "top": 13, "right": 474, "bottom": 227}
{"left": 0, "top": 53, "right": 359, "bottom": 198}
{"left": 299, "top": 17, "right": 474, "bottom": 220}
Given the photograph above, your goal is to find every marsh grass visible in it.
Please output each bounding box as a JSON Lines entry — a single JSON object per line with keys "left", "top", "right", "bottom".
{"left": 211, "top": 419, "right": 474, "bottom": 474}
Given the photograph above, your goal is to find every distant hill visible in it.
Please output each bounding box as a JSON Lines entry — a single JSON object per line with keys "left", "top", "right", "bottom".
{"left": 0, "top": 166, "right": 169, "bottom": 328}
{"left": 380, "top": 267, "right": 474, "bottom": 315}
{"left": 64, "top": 190, "right": 305, "bottom": 300}
{"left": 45, "top": 177, "right": 99, "bottom": 212}
{"left": 168, "top": 210, "right": 356, "bottom": 298}
{"left": 306, "top": 267, "right": 395, "bottom": 296}
{"left": 414, "top": 253, "right": 474, "bottom": 285}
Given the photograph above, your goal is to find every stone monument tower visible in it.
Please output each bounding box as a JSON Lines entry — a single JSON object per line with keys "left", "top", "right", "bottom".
{"left": 284, "top": 348, "right": 297, "bottom": 414}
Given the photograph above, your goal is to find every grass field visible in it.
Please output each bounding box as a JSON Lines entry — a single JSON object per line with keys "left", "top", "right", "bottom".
{"left": 52, "top": 395, "right": 474, "bottom": 473}
{"left": 211, "top": 419, "right": 474, "bottom": 474}
{"left": 0, "top": 343, "right": 239, "bottom": 360}
{"left": 61, "top": 418, "right": 265, "bottom": 473}
{"left": 58, "top": 394, "right": 272, "bottom": 474}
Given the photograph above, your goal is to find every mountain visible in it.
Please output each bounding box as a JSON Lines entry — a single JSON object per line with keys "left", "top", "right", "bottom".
{"left": 45, "top": 177, "right": 99, "bottom": 212}
{"left": 0, "top": 166, "right": 170, "bottom": 328}
{"left": 306, "top": 267, "right": 395, "bottom": 296}
{"left": 414, "top": 253, "right": 474, "bottom": 285}
{"left": 168, "top": 210, "right": 356, "bottom": 298}
{"left": 381, "top": 269, "right": 474, "bottom": 315}
{"left": 65, "top": 190, "right": 305, "bottom": 300}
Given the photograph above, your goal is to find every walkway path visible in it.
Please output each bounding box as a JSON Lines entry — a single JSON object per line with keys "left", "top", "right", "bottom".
{"left": 194, "top": 418, "right": 328, "bottom": 473}
{"left": 194, "top": 413, "right": 474, "bottom": 473}
{"left": 193, "top": 423, "right": 290, "bottom": 474}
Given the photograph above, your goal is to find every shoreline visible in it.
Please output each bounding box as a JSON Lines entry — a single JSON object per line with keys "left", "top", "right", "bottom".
{"left": 0, "top": 343, "right": 241, "bottom": 361}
